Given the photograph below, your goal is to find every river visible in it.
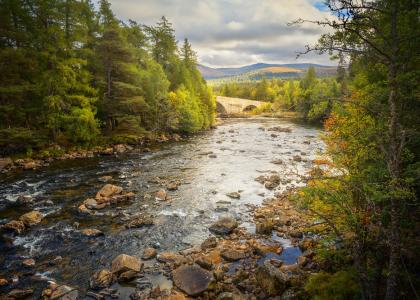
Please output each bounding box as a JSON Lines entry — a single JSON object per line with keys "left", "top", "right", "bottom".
{"left": 0, "top": 117, "right": 324, "bottom": 298}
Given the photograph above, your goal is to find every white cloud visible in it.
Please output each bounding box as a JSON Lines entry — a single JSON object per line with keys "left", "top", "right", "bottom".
{"left": 109, "top": 0, "right": 335, "bottom": 67}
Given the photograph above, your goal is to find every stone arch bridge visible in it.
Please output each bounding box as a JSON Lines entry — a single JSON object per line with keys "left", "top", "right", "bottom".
{"left": 216, "top": 96, "right": 265, "bottom": 115}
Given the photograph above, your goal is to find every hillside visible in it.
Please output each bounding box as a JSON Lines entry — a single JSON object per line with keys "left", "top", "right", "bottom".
{"left": 198, "top": 62, "right": 337, "bottom": 81}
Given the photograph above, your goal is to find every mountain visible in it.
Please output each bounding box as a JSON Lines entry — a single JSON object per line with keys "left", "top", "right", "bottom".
{"left": 198, "top": 63, "right": 336, "bottom": 80}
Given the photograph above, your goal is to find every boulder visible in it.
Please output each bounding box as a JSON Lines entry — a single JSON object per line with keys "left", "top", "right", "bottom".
{"left": 217, "top": 292, "right": 244, "bottom": 300}
{"left": 209, "top": 216, "right": 238, "bottom": 235}
{"left": 255, "top": 261, "right": 288, "bottom": 296}
{"left": 126, "top": 214, "right": 154, "bottom": 228}
{"left": 142, "top": 247, "right": 157, "bottom": 260}
{"left": 195, "top": 256, "right": 214, "bottom": 270}
{"left": 264, "top": 174, "right": 281, "bottom": 190}
{"left": 78, "top": 204, "right": 93, "bottom": 215}
{"left": 201, "top": 237, "right": 218, "bottom": 250}
{"left": 118, "top": 270, "right": 140, "bottom": 282}
{"left": 226, "top": 192, "right": 240, "bottom": 199}
{"left": 172, "top": 265, "right": 213, "bottom": 296}
{"left": 6, "top": 289, "right": 34, "bottom": 299}
{"left": 271, "top": 159, "right": 284, "bottom": 165}
{"left": 19, "top": 210, "right": 43, "bottom": 226}
{"left": 0, "top": 277, "right": 8, "bottom": 286}
{"left": 155, "top": 189, "right": 167, "bottom": 201}
{"left": 0, "top": 157, "right": 13, "bottom": 171}
{"left": 220, "top": 249, "right": 246, "bottom": 262}
{"left": 95, "top": 184, "right": 123, "bottom": 199}
{"left": 113, "top": 144, "right": 127, "bottom": 153}
{"left": 81, "top": 228, "right": 104, "bottom": 237}
{"left": 3, "top": 220, "right": 26, "bottom": 234}
{"left": 157, "top": 252, "right": 185, "bottom": 266}
{"left": 22, "top": 258, "right": 35, "bottom": 267}
{"left": 268, "top": 126, "right": 291, "bottom": 133}
{"left": 83, "top": 198, "right": 99, "bottom": 209}
{"left": 99, "top": 175, "right": 113, "bottom": 182}
{"left": 16, "top": 195, "right": 33, "bottom": 205}
{"left": 111, "top": 254, "right": 142, "bottom": 276}
{"left": 292, "top": 155, "right": 302, "bottom": 162}
{"left": 167, "top": 183, "right": 178, "bottom": 191}
{"left": 90, "top": 269, "right": 114, "bottom": 289}
{"left": 49, "top": 285, "right": 78, "bottom": 300}
{"left": 256, "top": 219, "right": 274, "bottom": 234}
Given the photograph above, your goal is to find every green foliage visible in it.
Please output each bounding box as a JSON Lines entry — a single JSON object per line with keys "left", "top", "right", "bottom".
{"left": 0, "top": 1, "right": 214, "bottom": 155}
{"left": 214, "top": 73, "right": 341, "bottom": 122}
{"left": 305, "top": 269, "right": 361, "bottom": 300}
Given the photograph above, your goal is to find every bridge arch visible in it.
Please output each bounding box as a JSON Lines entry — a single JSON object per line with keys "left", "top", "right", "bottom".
{"left": 243, "top": 105, "right": 257, "bottom": 112}
{"left": 216, "top": 101, "right": 227, "bottom": 114}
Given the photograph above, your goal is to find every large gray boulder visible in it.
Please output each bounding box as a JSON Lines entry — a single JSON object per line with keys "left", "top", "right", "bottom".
{"left": 172, "top": 264, "right": 213, "bottom": 296}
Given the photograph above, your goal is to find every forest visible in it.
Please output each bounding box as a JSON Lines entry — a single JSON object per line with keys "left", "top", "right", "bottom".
{"left": 0, "top": 0, "right": 215, "bottom": 156}
{"left": 214, "top": 66, "right": 345, "bottom": 123}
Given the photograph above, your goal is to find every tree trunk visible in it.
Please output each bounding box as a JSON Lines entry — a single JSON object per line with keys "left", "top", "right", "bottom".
{"left": 385, "top": 3, "right": 402, "bottom": 298}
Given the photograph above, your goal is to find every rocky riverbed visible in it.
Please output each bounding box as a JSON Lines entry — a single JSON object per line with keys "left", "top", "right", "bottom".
{"left": 0, "top": 118, "right": 326, "bottom": 299}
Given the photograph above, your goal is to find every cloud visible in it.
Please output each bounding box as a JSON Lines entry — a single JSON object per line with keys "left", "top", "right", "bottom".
{"left": 109, "top": 0, "right": 335, "bottom": 67}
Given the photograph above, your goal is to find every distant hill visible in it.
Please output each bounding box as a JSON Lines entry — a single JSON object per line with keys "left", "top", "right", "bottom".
{"left": 198, "top": 63, "right": 337, "bottom": 81}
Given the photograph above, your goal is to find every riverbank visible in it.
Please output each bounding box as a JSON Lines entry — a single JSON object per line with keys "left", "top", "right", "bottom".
{"left": 0, "top": 132, "right": 189, "bottom": 175}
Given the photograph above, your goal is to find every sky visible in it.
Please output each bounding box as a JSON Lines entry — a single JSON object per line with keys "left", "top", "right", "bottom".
{"left": 109, "top": 0, "right": 334, "bottom": 68}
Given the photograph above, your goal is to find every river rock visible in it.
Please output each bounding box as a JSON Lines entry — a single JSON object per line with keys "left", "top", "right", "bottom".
{"left": 220, "top": 249, "right": 246, "bottom": 262}
{"left": 113, "top": 144, "right": 127, "bottom": 153}
{"left": 119, "top": 270, "right": 140, "bottom": 282}
{"left": 16, "top": 195, "right": 33, "bottom": 205}
{"left": 99, "top": 175, "right": 113, "bottom": 182}
{"left": 0, "top": 277, "right": 8, "bottom": 286}
{"left": 209, "top": 216, "right": 238, "bottom": 235}
{"left": 268, "top": 126, "right": 291, "bottom": 133}
{"left": 201, "top": 237, "right": 218, "bottom": 250}
{"left": 47, "top": 284, "right": 78, "bottom": 300}
{"left": 172, "top": 265, "right": 213, "bottom": 296}
{"left": 226, "top": 192, "right": 240, "bottom": 199}
{"left": 83, "top": 198, "right": 100, "bottom": 209}
{"left": 271, "top": 159, "right": 284, "bottom": 165}
{"left": 255, "top": 175, "right": 267, "bottom": 184}
{"left": 264, "top": 174, "right": 281, "bottom": 190}
{"left": 126, "top": 214, "right": 154, "bottom": 228}
{"left": 6, "top": 288, "right": 34, "bottom": 299}
{"left": 142, "top": 247, "right": 157, "bottom": 260}
{"left": 256, "top": 219, "right": 274, "bottom": 234}
{"left": 90, "top": 269, "right": 114, "bottom": 289}
{"left": 111, "top": 254, "right": 142, "bottom": 276}
{"left": 81, "top": 228, "right": 104, "bottom": 237}
{"left": 255, "top": 261, "right": 288, "bottom": 296}
{"left": 157, "top": 252, "right": 185, "bottom": 266}
{"left": 195, "top": 256, "right": 214, "bottom": 270}
{"left": 167, "top": 183, "right": 178, "bottom": 191}
{"left": 292, "top": 155, "right": 302, "bottom": 162}
{"left": 96, "top": 184, "right": 123, "bottom": 199}
{"left": 3, "top": 220, "right": 26, "bottom": 234}
{"left": 0, "top": 157, "right": 13, "bottom": 171}
{"left": 217, "top": 292, "right": 244, "bottom": 300}
{"left": 78, "top": 204, "right": 94, "bottom": 215}
{"left": 22, "top": 258, "right": 35, "bottom": 267}
{"left": 155, "top": 189, "right": 167, "bottom": 201}
{"left": 19, "top": 210, "right": 43, "bottom": 226}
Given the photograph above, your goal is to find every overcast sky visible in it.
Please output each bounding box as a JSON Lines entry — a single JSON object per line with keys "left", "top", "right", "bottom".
{"left": 109, "top": 0, "right": 334, "bottom": 67}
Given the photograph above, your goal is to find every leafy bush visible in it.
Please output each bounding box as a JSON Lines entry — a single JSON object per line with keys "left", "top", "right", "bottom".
{"left": 305, "top": 269, "right": 361, "bottom": 300}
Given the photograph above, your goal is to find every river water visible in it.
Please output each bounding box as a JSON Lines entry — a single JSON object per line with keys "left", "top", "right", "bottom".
{"left": 0, "top": 117, "right": 324, "bottom": 297}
